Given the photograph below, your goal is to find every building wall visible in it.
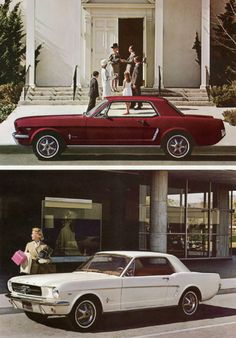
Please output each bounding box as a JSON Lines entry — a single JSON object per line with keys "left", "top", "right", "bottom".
{"left": 0, "top": 0, "right": 230, "bottom": 87}
{"left": 163, "top": 0, "right": 201, "bottom": 87}
{"left": 35, "top": 0, "right": 80, "bottom": 86}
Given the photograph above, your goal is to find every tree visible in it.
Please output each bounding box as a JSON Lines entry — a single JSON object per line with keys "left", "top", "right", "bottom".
{"left": 211, "top": 0, "right": 236, "bottom": 85}
{"left": 192, "top": 32, "right": 201, "bottom": 66}
{"left": 0, "top": 0, "right": 25, "bottom": 85}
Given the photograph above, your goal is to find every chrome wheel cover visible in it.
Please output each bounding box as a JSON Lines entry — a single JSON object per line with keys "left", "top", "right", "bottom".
{"left": 75, "top": 300, "right": 96, "bottom": 329}
{"left": 182, "top": 291, "right": 198, "bottom": 315}
{"left": 166, "top": 135, "right": 190, "bottom": 158}
{"left": 36, "top": 135, "right": 59, "bottom": 159}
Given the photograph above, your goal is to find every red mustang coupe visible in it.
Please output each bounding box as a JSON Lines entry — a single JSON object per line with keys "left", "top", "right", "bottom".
{"left": 13, "top": 96, "right": 226, "bottom": 160}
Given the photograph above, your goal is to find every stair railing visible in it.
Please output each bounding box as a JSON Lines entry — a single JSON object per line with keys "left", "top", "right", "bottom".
{"left": 73, "top": 65, "right": 78, "bottom": 100}
{"left": 205, "top": 65, "right": 210, "bottom": 86}
{"left": 158, "top": 65, "right": 161, "bottom": 95}
{"left": 24, "top": 65, "right": 31, "bottom": 100}
{"left": 205, "top": 65, "right": 211, "bottom": 101}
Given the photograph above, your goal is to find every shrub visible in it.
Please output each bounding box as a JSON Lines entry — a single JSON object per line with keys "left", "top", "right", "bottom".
{"left": 0, "top": 103, "right": 16, "bottom": 123}
{"left": 0, "top": 0, "right": 25, "bottom": 85}
{"left": 211, "top": 0, "right": 236, "bottom": 85}
{"left": 0, "top": 82, "right": 22, "bottom": 122}
{"left": 0, "top": 82, "right": 23, "bottom": 104}
{"left": 210, "top": 81, "right": 236, "bottom": 107}
{"left": 222, "top": 109, "right": 236, "bottom": 126}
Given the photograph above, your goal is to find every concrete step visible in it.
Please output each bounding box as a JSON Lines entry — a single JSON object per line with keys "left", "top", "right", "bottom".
{"left": 172, "top": 100, "right": 214, "bottom": 106}
{"left": 23, "top": 86, "right": 213, "bottom": 106}
{"left": 19, "top": 100, "right": 88, "bottom": 106}
{"left": 162, "top": 96, "right": 187, "bottom": 101}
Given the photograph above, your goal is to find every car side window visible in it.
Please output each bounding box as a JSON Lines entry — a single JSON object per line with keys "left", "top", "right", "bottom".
{"left": 96, "top": 106, "right": 109, "bottom": 118}
{"left": 134, "top": 257, "right": 174, "bottom": 277}
{"left": 105, "top": 102, "right": 157, "bottom": 118}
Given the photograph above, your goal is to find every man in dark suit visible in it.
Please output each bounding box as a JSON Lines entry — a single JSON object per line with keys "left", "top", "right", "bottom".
{"left": 131, "top": 56, "right": 143, "bottom": 109}
{"left": 123, "top": 45, "right": 136, "bottom": 76}
{"left": 86, "top": 71, "right": 99, "bottom": 112}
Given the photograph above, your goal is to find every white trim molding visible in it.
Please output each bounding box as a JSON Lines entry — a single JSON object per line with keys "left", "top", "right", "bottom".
{"left": 154, "top": 0, "right": 164, "bottom": 89}
{"left": 26, "top": 0, "right": 35, "bottom": 87}
{"left": 201, "top": 0, "right": 211, "bottom": 88}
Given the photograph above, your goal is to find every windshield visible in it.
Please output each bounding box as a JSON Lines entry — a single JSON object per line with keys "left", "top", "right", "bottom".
{"left": 77, "top": 254, "right": 131, "bottom": 276}
{"left": 84, "top": 100, "right": 108, "bottom": 117}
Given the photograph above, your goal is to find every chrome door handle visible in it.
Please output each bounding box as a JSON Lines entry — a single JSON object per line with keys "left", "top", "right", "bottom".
{"left": 162, "top": 277, "right": 169, "bottom": 280}
{"left": 137, "top": 120, "right": 148, "bottom": 126}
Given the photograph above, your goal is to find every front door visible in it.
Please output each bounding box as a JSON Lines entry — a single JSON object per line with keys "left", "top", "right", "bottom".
{"left": 121, "top": 256, "right": 175, "bottom": 310}
{"left": 85, "top": 101, "right": 146, "bottom": 144}
{"left": 121, "top": 276, "right": 169, "bottom": 310}
{"left": 118, "top": 18, "right": 144, "bottom": 85}
{"left": 92, "top": 18, "right": 118, "bottom": 76}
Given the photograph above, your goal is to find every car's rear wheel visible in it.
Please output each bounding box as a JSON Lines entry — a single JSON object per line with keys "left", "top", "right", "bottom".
{"left": 25, "top": 311, "right": 48, "bottom": 323}
{"left": 32, "top": 132, "right": 65, "bottom": 160}
{"left": 179, "top": 289, "right": 199, "bottom": 317}
{"left": 161, "top": 132, "right": 193, "bottom": 160}
{"left": 67, "top": 297, "right": 102, "bottom": 332}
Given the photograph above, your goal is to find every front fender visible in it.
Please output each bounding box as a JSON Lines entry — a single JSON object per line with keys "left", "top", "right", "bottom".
{"left": 30, "top": 128, "right": 64, "bottom": 144}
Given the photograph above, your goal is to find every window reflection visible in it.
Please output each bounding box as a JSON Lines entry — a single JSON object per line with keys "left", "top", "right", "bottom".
{"left": 42, "top": 198, "right": 102, "bottom": 257}
{"left": 140, "top": 182, "right": 234, "bottom": 259}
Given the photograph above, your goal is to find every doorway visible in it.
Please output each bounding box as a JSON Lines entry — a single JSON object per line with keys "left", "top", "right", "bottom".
{"left": 118, "top": 18, "right": 143, "bottom": 85}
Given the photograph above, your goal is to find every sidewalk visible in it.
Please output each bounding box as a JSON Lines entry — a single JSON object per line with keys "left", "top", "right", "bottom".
{"left": 0, "top": 104, "right": 235, "bottom": 147}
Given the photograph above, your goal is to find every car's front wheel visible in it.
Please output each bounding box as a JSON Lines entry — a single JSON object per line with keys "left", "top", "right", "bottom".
{"left": 179, "top": 289, "right": 199, "bottom": 317}
{"left": 67, "top": 297, "right": 102, "bottom": 332}
{"left": 161, "top": 132, "right": 193, "bottom": 160}
{"left": 32, "top": 132, "right": 65, "bottom": 160}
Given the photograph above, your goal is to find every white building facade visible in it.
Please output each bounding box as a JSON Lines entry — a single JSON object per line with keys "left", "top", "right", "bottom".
{"left": 7, "top": 0, "right": 227, "bottom": 89}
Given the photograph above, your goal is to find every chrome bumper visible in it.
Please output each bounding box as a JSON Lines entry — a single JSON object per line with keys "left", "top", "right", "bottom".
{"left": 6, "top": 293, "right": 70, "bottom": 307}
{"left": 12, "top": 132, "right": 30, "bottom": 140}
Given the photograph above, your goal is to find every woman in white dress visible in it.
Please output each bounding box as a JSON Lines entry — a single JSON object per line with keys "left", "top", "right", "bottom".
{"left": 122, "top": 71, "right": 132, "bottom": 114}
{"left": 101, "top": 59, "right": 111, "bottom": 99}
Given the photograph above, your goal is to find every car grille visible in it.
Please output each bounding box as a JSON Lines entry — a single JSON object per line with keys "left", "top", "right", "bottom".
{"left": 12, "top": 283, "right": 42, "bottom": 296}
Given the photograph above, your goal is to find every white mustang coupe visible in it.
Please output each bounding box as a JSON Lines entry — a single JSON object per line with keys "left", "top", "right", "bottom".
{"left": 6, "top": 251, "right": 221, "bottom": 332}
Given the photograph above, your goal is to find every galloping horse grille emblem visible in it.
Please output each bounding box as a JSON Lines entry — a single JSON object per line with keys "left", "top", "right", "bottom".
{"left": 20, "top": 285, "right": 31, "bottom": 294}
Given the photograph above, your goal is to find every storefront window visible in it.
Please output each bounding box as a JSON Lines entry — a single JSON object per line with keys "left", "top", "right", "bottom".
{"left": 42, "top": 197, "right": 102, "bottom": 258}
{"left": 230, "top": 191, "right": 236, "bottom": 253}
{"left": 139, "top": 185, "right": 150, "bottom": 250}
{"left": 168, "top": 181, "right": 232, "bottom": 258}
{"left": 167, "top": 187, "right": 186, "bottom": 257}
{"left": 140, "top": 180, "right": 233, "bottom": 259}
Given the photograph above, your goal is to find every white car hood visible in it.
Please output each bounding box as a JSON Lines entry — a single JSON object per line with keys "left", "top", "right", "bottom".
{"left": 10, "top": 271, "right": 117, "bottom": 287}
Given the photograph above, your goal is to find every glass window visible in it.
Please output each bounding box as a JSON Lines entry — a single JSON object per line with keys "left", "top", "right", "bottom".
{"left": 134, "top": 257, "right": 174, "bottom": 276}
{"left": 104, "top": 101, "right": 157, "bottom": 118}
{"left": 231, "top": 191, "right": 236, "bottom": 253}
{"left": 42, "top": 197, "right": 102, "bottom": 257}
{"left": 139, "top": 185, "right": 150, "bottom": 250}
{"left": 168, "top": 188, "right": 185, "bottom": 207}
{"left": 167, "top": 187, "right": 186, "bottom": 257}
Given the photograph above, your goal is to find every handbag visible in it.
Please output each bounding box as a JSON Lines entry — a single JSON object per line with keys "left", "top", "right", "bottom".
{"left": 11, "top": 250, "right": 27, "bottom": 265}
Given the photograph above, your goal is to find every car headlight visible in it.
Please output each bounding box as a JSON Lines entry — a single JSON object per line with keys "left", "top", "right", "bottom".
{"left": 52, "top": 287, "right": 59, "bottom": 298}
{"left": 7, "top": 280, "right": 12, "bottom": 292}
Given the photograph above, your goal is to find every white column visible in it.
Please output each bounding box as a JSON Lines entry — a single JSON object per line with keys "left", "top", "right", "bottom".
{"left": 154, "top": 0, "right": 164, "bottom": 89}
{"left": 26, "top": 0, "right": 35, "bottom": 87}
{"left": 201, "top": 0, "right": 210, "bottom": 88}
{"left": 74, "top": 0, "right": 82, "bottom": 87}
{"left": 150, "top": 171, "right": 168, "bottom": 253}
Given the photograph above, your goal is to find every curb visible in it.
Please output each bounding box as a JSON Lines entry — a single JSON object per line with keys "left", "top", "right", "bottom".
{"left": 0, "top": 145, "right": 236, "bottom": 156}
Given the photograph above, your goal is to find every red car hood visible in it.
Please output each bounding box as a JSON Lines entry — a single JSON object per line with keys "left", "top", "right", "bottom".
{"left": 15, "top": 114, "right": 85, "bottom": 127}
